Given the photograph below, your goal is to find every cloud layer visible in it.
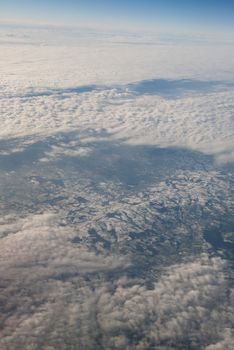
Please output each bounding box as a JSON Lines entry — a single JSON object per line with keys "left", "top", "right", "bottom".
{"left": 0, "top": 213, "right": 233, "bottom": 350}
{"left": 1, "top": 81, "right": 234, "bottom": 164}
{"left": 0, "top": 24, "right": 234, "bottom": 349}
{"left": 1, "top": 24, "right": 234, "bottom": 166}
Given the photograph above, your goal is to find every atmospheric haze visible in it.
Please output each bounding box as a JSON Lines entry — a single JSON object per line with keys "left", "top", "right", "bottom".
{"left": 0, "top": 18, "right": 234, "bottom": 350}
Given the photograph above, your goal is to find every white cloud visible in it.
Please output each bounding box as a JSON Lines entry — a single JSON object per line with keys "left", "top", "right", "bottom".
{"left": 1, "top": 81, "right": 234, "bottom": 164}
{"left": 0, "top": 213, "right": 127, "bottom": 276}
{"left": 0, "top": 229, "right": 233, "bottom": 350}
{"left": 1, "top": 25, "right": 234, "bottom": 164}
{"left": 0, "top": 24, "right": 234, "bottom": 350}
{"left": 96, "top": 255, "right": 233, "bottom": 350}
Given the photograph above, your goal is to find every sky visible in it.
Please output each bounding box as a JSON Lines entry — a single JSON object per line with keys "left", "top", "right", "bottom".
{"left": 1, "top": 0, "right": 234, "bottom": 31}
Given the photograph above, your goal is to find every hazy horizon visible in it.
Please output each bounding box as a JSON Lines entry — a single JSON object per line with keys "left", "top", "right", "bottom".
{"left": 0, "top": 2, "right": 233, "bottom": 350}
{"left": 1, "top": 0, "right": 234, "bottom": 33}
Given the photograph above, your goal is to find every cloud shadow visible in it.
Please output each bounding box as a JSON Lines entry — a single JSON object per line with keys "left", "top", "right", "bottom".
{"left": 126, "top": 79, "right": 234, "bottom": 98}
{"left": 0, "top": 130, "right": 215, "bottom": 190}
{"left": 22, "top": 84, "right": 100, "bottom": 99}
{"left": 5, "top": 79, "right": 234, "bottom": 100}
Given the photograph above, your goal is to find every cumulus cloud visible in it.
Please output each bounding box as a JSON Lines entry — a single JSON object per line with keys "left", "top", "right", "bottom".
{"left": 95, "top": 256, "right": 233, "bottom": 350}
{"left": 1, "top": 24, "right": 234, "bottom": 164}
{"left": 0, "top": 190, "right": 233, "bottom": 349}
{"left": 0, "top": 236, "right": 233, "bottom": 350}
{"left": 1, "top": 24, "right": 234, "bottom": 350}
{"left": 205, "top": 328, "right": 234, "bottom": 350}
{"left": 1, "top": 83, "right": 234, "bottom": 164}
{"left": 0, "top": 213, "right": 127, "bottom": 277}
{"left": 39, "top": 143, "right": 93, "bottom": 162}
{"left": 0, "top": 213, "right": 129, "bottom": 349}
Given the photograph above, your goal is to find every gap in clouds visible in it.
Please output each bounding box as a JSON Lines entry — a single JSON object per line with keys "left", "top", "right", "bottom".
{"left": 0, "top": 129, "right": 233, "bottom": 265}
{"left": 1, "top": 21, "right": 234, "bottom": 350}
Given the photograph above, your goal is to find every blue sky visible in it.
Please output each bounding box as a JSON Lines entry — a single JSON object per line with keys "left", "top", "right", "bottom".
{"left": 1, "top": 0, "right": 234, "bottom": 31}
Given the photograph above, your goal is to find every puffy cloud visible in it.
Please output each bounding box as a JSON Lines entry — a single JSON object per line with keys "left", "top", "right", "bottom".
{"left": 0, "top": 213, "right": 129, "bottom": 349}
{"left": 1, "top": 24, "right": 234, "bottom": 164}
{"left": 95, "top": 256, "right": 233, "bottom": 349}
{"left": 0, "top": 138, "right": 233, "bottom": 349}
{"left": 0, "top": 213, "right": 127, "bottom": 277}
{"left": 205, "top": 328, "right": 234, "bottom": 350}
{"left": 1, "top": 84, "right": 234, "bottom": 164}
{"left": 1, "top": 23, "right": 234, "bottom": 350}
{"left": 39, "top": 142, "right": 93, "bottom": 162}
{"left": 1, "top": 224, "right": 234, "bottom": 350}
